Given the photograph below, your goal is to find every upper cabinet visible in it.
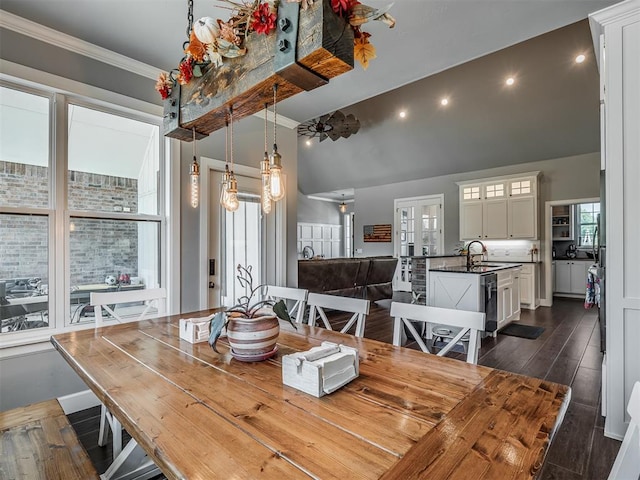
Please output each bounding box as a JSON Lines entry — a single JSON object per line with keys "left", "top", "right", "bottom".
{"left": 459, "top": 172, "right": 539, "bottom": 241}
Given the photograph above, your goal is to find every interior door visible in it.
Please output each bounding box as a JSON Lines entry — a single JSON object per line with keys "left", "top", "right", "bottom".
{"left": 209, "top": 171, "right": 263, "bottom": 308}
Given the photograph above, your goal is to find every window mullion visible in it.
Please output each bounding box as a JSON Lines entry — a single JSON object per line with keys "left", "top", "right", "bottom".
{"left": 53, "top": 92, "right": 68, "bottom": 329}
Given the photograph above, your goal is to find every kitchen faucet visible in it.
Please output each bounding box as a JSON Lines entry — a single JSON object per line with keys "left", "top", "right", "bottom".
{"left": 466, "top": 240, "right": 486, "bottom": 269}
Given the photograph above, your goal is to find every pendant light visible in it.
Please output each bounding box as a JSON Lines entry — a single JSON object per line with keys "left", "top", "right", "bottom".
{"left": 190, "top": 127, "right": 200, "bottom": 208}
{"left": 219, "top": 120, "right": 230, "bottom": 208}
{"left": 261, "top": 103, "right": 272, "bottom": 214}
{"left": 269, "top": 84, "right": 286, "bottom": 202}
{"left": 224, "top": 107, "right": 240, "bottom": 212}
{"left": 339, "top": 194, "right": 347, "bottom": 213}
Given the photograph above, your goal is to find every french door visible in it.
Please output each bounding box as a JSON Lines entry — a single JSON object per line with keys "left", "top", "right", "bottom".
{"left": 393, "top": 195, "right": 444, "bottom": 291}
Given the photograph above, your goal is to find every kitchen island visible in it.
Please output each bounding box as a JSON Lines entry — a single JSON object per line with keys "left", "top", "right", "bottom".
{"left": 428, "top": 263, "right": 522, "bottom": 334}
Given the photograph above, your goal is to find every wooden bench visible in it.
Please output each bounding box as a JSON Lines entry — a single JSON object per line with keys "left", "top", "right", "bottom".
{"left": 0, "top": 399, "right": 99, "bottom": 480}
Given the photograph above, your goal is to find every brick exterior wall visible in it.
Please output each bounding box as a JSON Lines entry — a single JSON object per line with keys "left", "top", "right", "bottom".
{"left": 0, "top": 214, "right": 49, "bottom": 283}
{"left": 0, "top": 161, "right": 140, "bottom": 286}
{"left": 68, "top": 170, "right": 138, "bottom": 213}
{"left": 70, "top": 219, "right": 138, "bottom": 285}
{"left": 0, "top": 161, "right": 48, "bottom": 207}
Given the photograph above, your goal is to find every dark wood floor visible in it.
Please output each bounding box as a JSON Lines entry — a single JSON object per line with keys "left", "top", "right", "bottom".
{"left": 68, "top": 297, "right": 620, "bottom": 479}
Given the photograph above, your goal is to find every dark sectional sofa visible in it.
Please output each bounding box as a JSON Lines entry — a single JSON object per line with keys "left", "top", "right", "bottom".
{"left": 298, "top": 256, "right": 399, "bottom": 302}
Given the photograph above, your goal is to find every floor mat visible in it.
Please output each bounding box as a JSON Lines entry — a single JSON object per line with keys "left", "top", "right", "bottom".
{"left": 499, "top": 323, "right": 545, "bottom": 339}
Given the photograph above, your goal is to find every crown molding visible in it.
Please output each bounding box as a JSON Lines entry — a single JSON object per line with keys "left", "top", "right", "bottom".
{"left": 0, "top": 9, "right": 160, "bottom": 80}
{"left": 252, "top": 108, "right": 299, "bottom": 130}
{"left": 1, "top": 9, "right": 300, "bottom": 129}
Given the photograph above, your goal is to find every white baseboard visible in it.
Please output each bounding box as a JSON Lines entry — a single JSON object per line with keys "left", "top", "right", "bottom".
{"left": 57, "top": 389, "right": 100, "bottom": 415}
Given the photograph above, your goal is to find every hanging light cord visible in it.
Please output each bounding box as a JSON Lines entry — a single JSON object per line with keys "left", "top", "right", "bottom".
{"left": 230, "top": 107, "right": 234, "bottom": 170}
{"left": 264, "top": 103, "right": 268, "bottom": 153}
{"left": 225, "top": 118, "right": 228, "bottom": 166}
{"left": 192, "top": 127, "right": 196, "bottom": 158}
{"left": 273, "top": 84, "right": 278, "bottom": 147}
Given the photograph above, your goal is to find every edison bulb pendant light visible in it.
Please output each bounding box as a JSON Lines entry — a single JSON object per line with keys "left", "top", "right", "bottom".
{"left": 269, "top": 145, "right": 285, "bottom": 201}
{"left": 189, "top": 128, "right": 200, "bottom": 208}
{"left": 190, "top": 159, "right": 200, "bottom": 208}
{"left": 225, "top": 174, "right": 240, "bottom": 212}
{"left": 219, "top": 165, "right": 230, "bottom": 207}
{"left": 260, "top": 154, "right": 272, "bottom": 214}
{"left": 269, "top": 84, "right": 286, "bottom": 202}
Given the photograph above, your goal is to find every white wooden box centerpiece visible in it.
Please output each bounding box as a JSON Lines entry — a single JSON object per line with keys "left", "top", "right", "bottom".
{"left": 179, "top": 317, "right": 212, "bottom": 344}
{"left": 282, "top": 341, "right": 359, "bottom": 397}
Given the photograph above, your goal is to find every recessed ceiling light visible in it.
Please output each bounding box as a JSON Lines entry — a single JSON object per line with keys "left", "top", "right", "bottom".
{"left": 399, "top": 110, "right": 407, "bottom": 119}
{"left": 440, "top": 98, "right": 449, "bottom": 106}
{"left": 505, "top": 77, "right": 515, "bottom": 86}
{"left": 575, "top": 54, "right": 586, "bottom": 64}
{"left": 305, "top": 139, "right": 311, "bottom": 146}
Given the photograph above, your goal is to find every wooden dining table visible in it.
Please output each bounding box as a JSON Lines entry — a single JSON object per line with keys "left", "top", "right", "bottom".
{"left": 51, "top": 310, "right": 570, "bottom": 480}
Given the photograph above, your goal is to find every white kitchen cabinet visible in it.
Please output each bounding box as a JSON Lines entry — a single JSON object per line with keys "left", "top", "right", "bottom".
{"left": 519, "top": 264, "right": 538, "bottom": 309}
{"left": 458, "top": 173, "right": 539, "bottom": 241}
{"left": 555, "top": 261, "right": 572, "bottom": 294}
{"left": 483, "top": 198, "right": 508, "bottom": 239}
{"left": 554, "top": 260, "right": 590, "bottom": 295}
{"left": 497, "top": 268, "right": 521, "bottom": 331}
{"left": 508, "top": 196, "right": 536, "bottom": 238}
{"left": 511, "top": 268, "right": 521, "bottom": 319}
{"left": 569, "top": 261, "right": 589, "bottom": 295}
{"left": 460, "top": 201, "right": 484, "bottom": 240}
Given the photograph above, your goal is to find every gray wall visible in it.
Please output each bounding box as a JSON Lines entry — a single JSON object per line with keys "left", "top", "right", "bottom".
{"left": 297, "top": 192, "right": 342, "bottom": 225}
{"left": 354, "top": 152, "right": 600, "bottom": 256}
{"left": 0, "top": 348, "right": 89, "bottom": 411}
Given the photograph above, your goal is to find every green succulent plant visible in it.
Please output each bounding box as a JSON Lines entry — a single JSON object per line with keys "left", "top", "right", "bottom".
{"left": 208, "top": 264, "right": 295, "bottom": 352}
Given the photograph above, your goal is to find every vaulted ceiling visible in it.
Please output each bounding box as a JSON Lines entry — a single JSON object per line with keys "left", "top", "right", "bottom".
{"left": 0, "top": 0, "right": 615, "bottom": 195}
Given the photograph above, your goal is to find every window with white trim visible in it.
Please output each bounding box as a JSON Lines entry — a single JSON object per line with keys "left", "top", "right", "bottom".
{"left": 0, "top": 81, "right": 165, "bottom": 340}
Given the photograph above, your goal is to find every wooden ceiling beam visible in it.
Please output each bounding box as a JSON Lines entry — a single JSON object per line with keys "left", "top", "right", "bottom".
{"left": 163, "top": 0, "right": 354, "bottom": 141}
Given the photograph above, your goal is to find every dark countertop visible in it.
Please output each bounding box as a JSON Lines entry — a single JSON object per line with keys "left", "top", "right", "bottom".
{"left": 401, "top": 255, "right": 462, "bottom": 259}
{"left": 490, "top": 260, "right": 542, "bottom": 264}
{"left": 430, "top": 263, "right": 522, "bottom": 275}
{"left": 554, "top": 257, "right": 594, "bottom": 261}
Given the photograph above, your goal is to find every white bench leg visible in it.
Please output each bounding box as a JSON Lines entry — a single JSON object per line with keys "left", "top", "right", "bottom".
{"left": 98, "top": 404, "right": 123, "bottom": 461}
{"left": 100, "top": 438, "right": 160, "bottom": 480}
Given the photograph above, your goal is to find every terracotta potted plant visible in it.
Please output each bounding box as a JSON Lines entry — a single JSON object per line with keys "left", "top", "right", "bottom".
{"left": 209, "top": 264, "right": 294, "bottom": 361}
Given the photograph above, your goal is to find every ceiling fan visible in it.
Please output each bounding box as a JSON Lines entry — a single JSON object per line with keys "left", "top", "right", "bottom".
{"left": 297, "top": 110, "right": 360, "bottom": 142}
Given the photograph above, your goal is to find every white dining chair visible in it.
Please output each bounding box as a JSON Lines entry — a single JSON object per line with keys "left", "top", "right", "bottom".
{"left": 90, "top": 287, "right": 167, "bottom": 328}
{"left": 607, "top": 381, "right": 640, "bottom": 480}
{"left": 390, "top": 302, "right": 485, "bottom": 364}
{"left": 306, "top": 292, "right": 370, "bottom": 338}
{"left": 90, "top": 287, "right": 167, "bottom": 461}
{"left": 263, "top": 285, "right": 308, "bottom": 325}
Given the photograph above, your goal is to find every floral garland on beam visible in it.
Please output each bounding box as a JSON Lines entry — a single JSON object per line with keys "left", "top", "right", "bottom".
{"left": 156, "top": 0, "right": 395, "bottom": 99}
